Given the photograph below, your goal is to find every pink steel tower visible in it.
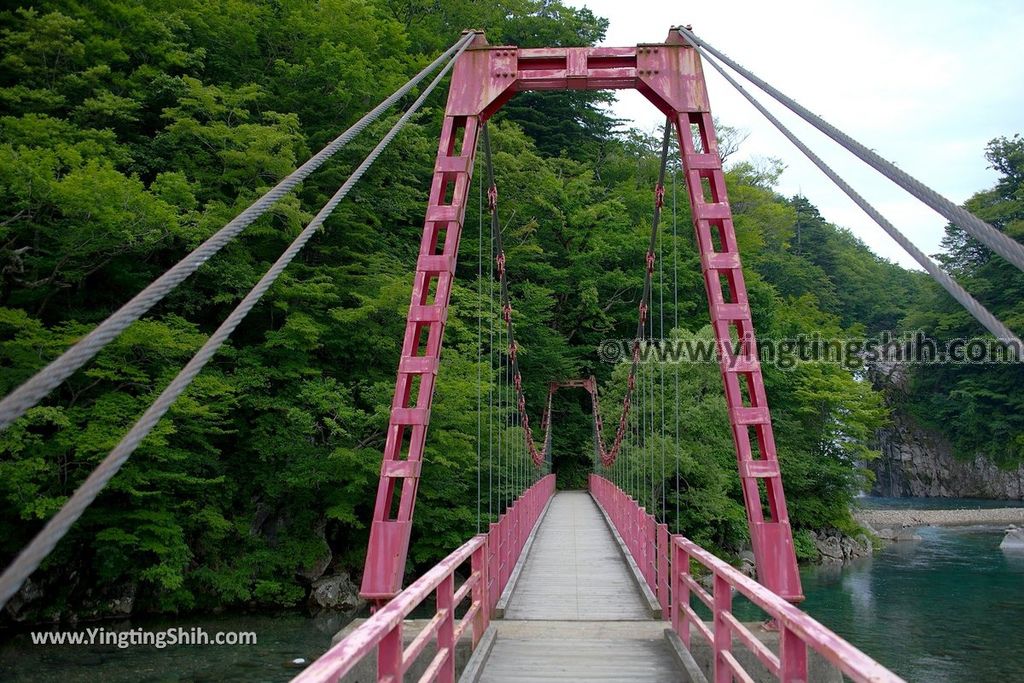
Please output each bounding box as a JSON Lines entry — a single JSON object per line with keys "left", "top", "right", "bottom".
{"left": 360, "top": 29, "right": 804, "bottom": 605}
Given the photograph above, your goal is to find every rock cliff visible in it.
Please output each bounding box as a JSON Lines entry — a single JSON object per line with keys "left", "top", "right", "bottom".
{"left": 869, "top": 363, "right": 1024, "bottom": 499}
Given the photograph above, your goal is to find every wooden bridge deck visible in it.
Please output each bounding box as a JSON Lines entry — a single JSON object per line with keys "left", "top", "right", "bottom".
{"left": 471, "top": 491, "right": 682, "bottom": 682}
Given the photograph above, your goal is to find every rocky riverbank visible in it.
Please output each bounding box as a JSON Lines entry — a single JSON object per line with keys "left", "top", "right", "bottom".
{"left": 853, "top": 506, "right": 1024, "bottom": 529}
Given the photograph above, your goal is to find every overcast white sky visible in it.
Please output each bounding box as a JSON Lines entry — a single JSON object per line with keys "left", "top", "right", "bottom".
{"left": 565, "top": 0, "right": 1024, "bottom": 268}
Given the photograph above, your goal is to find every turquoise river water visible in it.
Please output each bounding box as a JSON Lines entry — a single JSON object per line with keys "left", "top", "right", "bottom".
{"left": 793, "top": 498, "right": 1024, "bottom": 682}
{"left": 1, "top": 497, "right": 1022, "bottom": 682}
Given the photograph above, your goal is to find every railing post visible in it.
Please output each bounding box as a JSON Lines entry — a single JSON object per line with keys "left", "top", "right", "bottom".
{"left": 488, "top": 521, "right": 500, "bottom": 609}
{"left": 509, "top": 503, "right": 517, "bottom": 563}
{"left": 472, "top": 538, "right": 488, "bottom": 646}
{"left": 781, "top": 626, "right": 808, "bottom": 683}
{"left": 630, "top": 501, "right": 638, "bottom": 561}
{"left": 713, "top": 573, "right": 732, "bottom": 683}
{"left": 623, "top": 497, "right": 630, "bottom": 553}
{"left": 378, "top": 622, "right": 403, "bottom": 683}
{"left": 647, "top": 514, "right": 656, "bottom": 591}
{"left": 657, "top": 523, "right": 669, "bottom": 617}
{"left": 512, "top": 502, "right": 517, "bottom": 555}
{"left": 638, "top": 507, "right": 646, "bottom": 582}
{"left": 628, "top": 504, "right": 636, "bottom": 571}
{"left": 437, "top": 574, "right": 456, "bottom": 683}
{"left": 502, "top": 514, "right": 511, "bottom": 588}
{"left": 614, "top": 491, "right": 622, "bottom": 540}
{"left": 637, "top": 508, "right": 645, "bottom": 585}
{"left": 672, "top": 539, "right": 688, "bottom": 644}
{"left": 522, "top": 496, "right": 527, "bottom": 545}
{"left": 641, "top": 511, "right": 650, "bottom": 589}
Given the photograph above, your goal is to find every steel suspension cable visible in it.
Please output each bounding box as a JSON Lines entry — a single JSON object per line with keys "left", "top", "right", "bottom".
{"left": 648, "top": 317, "right": 655, "bottom": 511}
{"left": 0, "top": 44, "right": 470, "bottom": 610}
{"left": 625, "top": 393, "right": 631, "bottom": 495}
{"left": 503, "top": 336, "right": 508, "bottom": 504}
{"left": 480, "top": 123, "right": 553, "bottom": 469}
{"left": 514, "top": 381, "right": 519, "bottom": 498}
{"left": 521, "top": 394, "right": 526, "bottom": 489}
{"left": 520, "top": 390, "right": 524, "bottom": 492}
{"left": 695, "top": 46, "right": 1022, "bottom": 352}
{"left": 658, "top": 163, "right": 666, "bottom": 522}
{"left": 645, "top": 348, "right": 651, "bottom": 508}
{"left": 0, "top": 32, "right": 477, "bottom": 434}
{"left": 640, "top": 343, "right": 646, "bottom": 502}
{"left": 477, "top": 159, "right": 483, "bottom": 533}
{"left": 488, "top": 186, "right": 495, "bottom": 521}
{"left": 676, "top": 25, "right": 1024, "bottom": 275}
{"left": 497, "top": 283, "right": 504, "bottom": 509}
{"left": 590, "top": 121, "right": 674, "bottom": 467}
{"left": 520, "top": 384, "right": 524, "bottom": 491}
{"left": 640, "top": 327, "right": 645, "bottom": 503}
{"left": 650, "top": 273, "right": 655, "bottom": 513}
{"left": 630, "top": 381, "right": 635, "bottom": 498}
{"left": 672, "top": 168, "right": 680, "bottom": 529}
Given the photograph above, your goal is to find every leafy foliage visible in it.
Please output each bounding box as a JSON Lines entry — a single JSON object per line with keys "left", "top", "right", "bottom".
{"left": 0, "top": 0, "right": 940, "bottom": 622}
{"left": 901, "top": 134, "right": 1024, "bottom": 465}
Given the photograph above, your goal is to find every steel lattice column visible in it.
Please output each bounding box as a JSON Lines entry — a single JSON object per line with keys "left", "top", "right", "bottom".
{"left": 361, "top": 111, "right": 482, "bottom": 600}
{"left": 675, "top": 110, "right": 803, "bottom": 602}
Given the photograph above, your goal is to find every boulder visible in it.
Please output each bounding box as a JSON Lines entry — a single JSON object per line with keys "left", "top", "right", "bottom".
{"left": 4, "top": 577, "right": 44, "bottom": 622}
{"left": 738, "top": 558, "right": 756, "bottom": 579}
{"left": 816, "top": 535, "right": 844, "bottom": 563}
{"left": 1000, "top": 527, "right": 1024, "bottom": 551}
{"left": 106, "top": 583, "right": 136, "bottom": 617}
{"left": 309, "top": 572, "right": 361, "bottom": 613}
{"left": 814, "top": 530, "right": 872, "bottom": 563}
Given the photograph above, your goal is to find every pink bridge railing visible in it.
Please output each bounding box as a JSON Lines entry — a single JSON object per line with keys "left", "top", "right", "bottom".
{"left": 589, "top": 474, "right": 904, "bottom": 683}
{"left": 295, "top": 474, "right": 555, "bottom": 683}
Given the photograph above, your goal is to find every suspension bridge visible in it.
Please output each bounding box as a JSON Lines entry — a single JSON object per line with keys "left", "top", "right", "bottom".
{"left": 1, "top": 24, "right": 1022, "bottom": 683}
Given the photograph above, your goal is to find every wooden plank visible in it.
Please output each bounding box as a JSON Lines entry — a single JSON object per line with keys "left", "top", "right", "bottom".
{"left": 591, "top": 490, "right": 663, "bottom": 617}
{"left": 475, "top": 493, "right": 684, "bottom": 681}
{"left": 478, "top": 635, "right": 680, "bottom": 682}
{"left": 494, "top": 496, "right": 553, "bottom": 617}
{"left": 502, "top": 492, "right": 652, "bottom": 620}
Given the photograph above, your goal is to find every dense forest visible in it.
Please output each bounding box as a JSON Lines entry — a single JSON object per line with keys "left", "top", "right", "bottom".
{"left": 901, "top": 135, "right": 1024, "bottom": 464}
{"left": 0, "top": 0, "right": 1019, "bottom": 623}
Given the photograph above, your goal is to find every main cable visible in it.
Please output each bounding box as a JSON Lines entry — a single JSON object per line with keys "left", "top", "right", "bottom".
{"left": 481, "top": 123, "right": 552, "bottom": 468}
{"left": 477, "top": 152, "right": 483, "bottom": 534}
{"left": 672, "top": 167, "right": 680, "bottom": 530}
{"left": 695, "top": 45, "right": 1022, "bottom": 352}
{"left": 676, "top": 25, "right": 1024, "bottom": 275}
{"left": 0, "top": 41, "right": 471, "bottom": 611}
{"left": 590, "top": 121, "right": 674, "bottom": 467}
{"left": 658, "top": 145, "right": 667, "bottom": 522}
{"left": 0, "top": 32, "right": 477, "bottom": 433}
